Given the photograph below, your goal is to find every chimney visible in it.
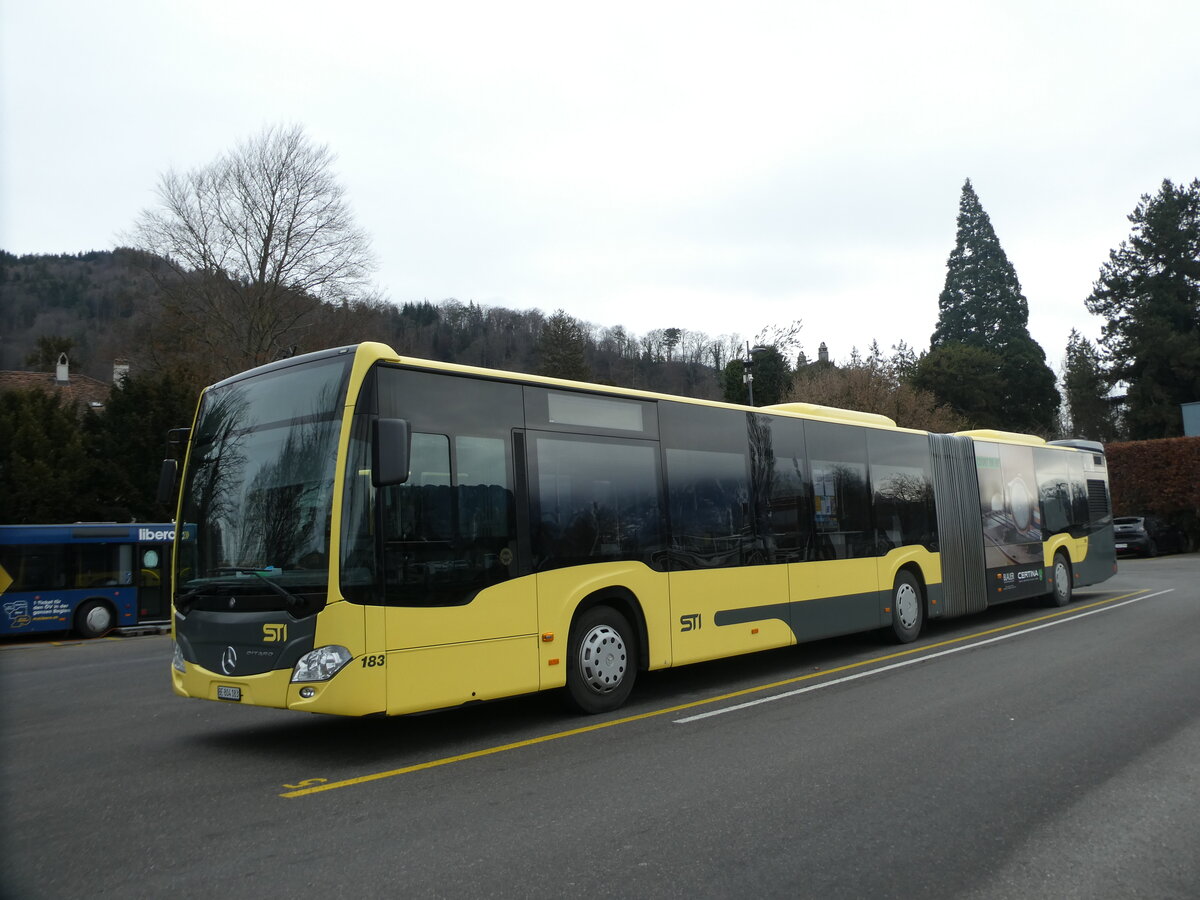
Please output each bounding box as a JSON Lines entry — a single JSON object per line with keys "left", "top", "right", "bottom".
{"left": 113, "top": 359, "right": 130, "bottom": 386}
{"left": 818, "top": 342, "right": 829, "bottom": 364}
{"left": 56, "top": 353, "right": 70, "bottom": 384}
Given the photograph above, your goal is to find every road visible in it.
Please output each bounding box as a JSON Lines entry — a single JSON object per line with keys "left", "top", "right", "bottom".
{"left": 2, "top": 555, "right": 1198, "bottom": 899}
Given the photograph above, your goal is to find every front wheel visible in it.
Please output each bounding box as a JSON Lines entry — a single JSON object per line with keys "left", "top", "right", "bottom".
{"left": 1049, "top": 552, "right": 1072, "bottom": 607}
{"left": 75, "top": 599, "right": 115, "bottom": 638}
{"left": 565, "top": 605, "right": 637, "bottom": 714}
{"left": 888, "top": 571, "right": 924, "bottom": 643}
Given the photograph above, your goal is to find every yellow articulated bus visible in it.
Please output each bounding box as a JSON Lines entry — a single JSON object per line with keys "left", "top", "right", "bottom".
{"left": 167, "top": 342, "right": 1116, "bottom": 716}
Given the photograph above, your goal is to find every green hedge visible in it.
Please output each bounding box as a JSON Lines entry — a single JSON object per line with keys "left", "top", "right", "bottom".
{"left": 1106, "top": 437, "right": 1200, "bottom": 547}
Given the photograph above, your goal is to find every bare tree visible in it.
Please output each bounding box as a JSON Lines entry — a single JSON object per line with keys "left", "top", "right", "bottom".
{"left": 130, "top": 124, "right": 377, "bottom": 381}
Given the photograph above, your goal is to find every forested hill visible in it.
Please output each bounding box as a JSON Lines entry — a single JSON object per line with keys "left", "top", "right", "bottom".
{"left": 0, "top": 249, "right": 166, "bottom": 380}
{"left": 0, "top": 248, "right": 738, "bottom": 400}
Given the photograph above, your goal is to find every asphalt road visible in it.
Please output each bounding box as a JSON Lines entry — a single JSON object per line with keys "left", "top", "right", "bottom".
{"left": 2, "top": 555, "right": 1198, "bottom": 899}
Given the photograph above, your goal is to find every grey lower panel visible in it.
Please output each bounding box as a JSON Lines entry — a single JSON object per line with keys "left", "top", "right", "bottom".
{"left": 714, "top": 589, "right": 885, "bottom": 644}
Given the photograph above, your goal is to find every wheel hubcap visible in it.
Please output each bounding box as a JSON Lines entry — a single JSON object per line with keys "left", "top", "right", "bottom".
{"left": 1056, "top": 562, "right": 1069, "bottom": 602}
{"left": 86, "top": 605, "right": 112, "bottom": 634}
{"left": 896, "top": 583, "right": 919, "bottom": 630}
{"left": 578, "top": 624, "right": 627, "bottom": 694}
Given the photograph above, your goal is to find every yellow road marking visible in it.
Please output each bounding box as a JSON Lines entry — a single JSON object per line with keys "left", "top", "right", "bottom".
{"left": 280, "top": 588, "right": 1151, "bottom": 798}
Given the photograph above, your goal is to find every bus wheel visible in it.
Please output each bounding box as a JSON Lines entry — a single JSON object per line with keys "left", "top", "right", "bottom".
{"left": 1050, "top": 553, "right": 1072, "bottom": 607}
{"left": 889, "top": 571, "right": 923, "bottom": 643}
{"left": 565, "top": 606, "right": 637, "bottom": 714}
{"left": 75, "top": 600, "right": 115, "bottom": 639}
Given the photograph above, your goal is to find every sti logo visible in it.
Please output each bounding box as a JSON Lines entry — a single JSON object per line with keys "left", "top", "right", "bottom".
{"left": 679, "top": 613, "right": 702, "bottom": 632}
{"left": 263, "top": 624, "right": 287, "bottom": 643}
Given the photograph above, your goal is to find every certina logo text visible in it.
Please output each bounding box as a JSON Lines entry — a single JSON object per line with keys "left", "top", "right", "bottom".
{"left": 138, "top": 528, "right": 175, "bottom": 542}
{"left": 221, "top": 646, "right": 238, "bottom": 675}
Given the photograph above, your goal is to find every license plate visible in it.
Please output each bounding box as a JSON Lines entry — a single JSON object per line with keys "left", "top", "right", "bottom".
{"left": 1115, "top": 543, "right": 1127, "bottom": 550}
{"left": 217, "top": 685, "right": 242, "bottom": 701}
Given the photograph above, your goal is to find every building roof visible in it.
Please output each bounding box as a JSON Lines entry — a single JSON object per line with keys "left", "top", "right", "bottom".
{"left": 0, "top": 368, "right": 112, "bottom": 412}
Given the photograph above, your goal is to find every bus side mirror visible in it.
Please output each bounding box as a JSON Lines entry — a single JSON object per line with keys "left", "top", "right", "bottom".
{"left": 157, "top": 459, "right": 177, "bottom": 506}
{"left": 373, "top": 418, "right": 411, "bottom": 487}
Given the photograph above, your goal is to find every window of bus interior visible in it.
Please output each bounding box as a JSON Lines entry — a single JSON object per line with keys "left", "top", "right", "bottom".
{"left": 868, "top": 429, "right": 935, "bottom": 553}
{"left": 1035, "top": 448, "right": 1072, "bottom": 537}
{"left": 753, "top": 414, "right": 812, "bottom": 564}
{"left": 976, "top": 441, "right": 1043, "bottom": 569}
{"left": 0, "top": 544, "right": 66, "bottom": 591}
{"left": 530, "top": 433, "right": 663, "bottom": 572}
{"left": 74, "top": 542, "right": 134, "bottom": 587}
{"left": 341, "top": 366, "right": 522, "bottom": 607}
{"left": 661, "top": 403, "right": 755, "bottom": 569}
{"left": 524, "top": 386, "right": 658, "bottom": 439}
{"left": 373, "top": 433, "right": 517, "bottom": 607}
{"left": 805, "top": 420, "right": 871, "bottom": 560}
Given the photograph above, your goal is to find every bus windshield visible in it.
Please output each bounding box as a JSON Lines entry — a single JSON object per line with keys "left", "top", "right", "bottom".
{"left": 176, "top": 354, "right": 351, "bottom": 606}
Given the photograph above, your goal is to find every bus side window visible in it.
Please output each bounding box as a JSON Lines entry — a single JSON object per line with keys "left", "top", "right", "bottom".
{"left": 806, "top": 421, "right": 871, "bottom": 560}
{"left": 531, "top": 434, "right": 662, "bottom": 571}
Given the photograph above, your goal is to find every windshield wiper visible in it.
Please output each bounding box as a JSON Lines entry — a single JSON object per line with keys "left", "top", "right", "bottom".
{"left": 178, "top": 569, "right": 308, "bottom": 613}
{"left": 247, "top": 570, "right": 307, "bottom": 611}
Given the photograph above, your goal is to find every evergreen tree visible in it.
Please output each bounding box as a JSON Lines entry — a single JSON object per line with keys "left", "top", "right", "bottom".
{"left": 84, "top": 371, "right": 199, "bottom": 520}
{"left": 722, "top": 346, "right": 790, "bottom": 406}
{"left": 926, "top": 179, "right": 1060, "bottom": 433}
{"left": 932, "top": 180, "right": 1030, "bottom": 348}
{"left": 913, "top": 343, "right": 1004, "bottom": 427}
{"left": 536, "top": 310, "right": 591, "bottom": 381}
{"left": 0, "top": 390, "right": 92, "bottom": 523}
{"left": 1084, "top": 178, "right": 1200, "bottom": 439}
{"left": 1063, "top": 329, "right": 1119, "bottom": 441}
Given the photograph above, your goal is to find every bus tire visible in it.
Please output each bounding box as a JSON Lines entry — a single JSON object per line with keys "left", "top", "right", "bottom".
{"left": 1049, "top": 552, "right": 1072, "bottom": 607}
{"left": 565, "top": 605, "right": 637, "bottom": 714}
{"left": 75, "top": 599, "right": 115, "bottom": 639}
{"left": 888, "top": 570, "right": 923, "bottom": 643}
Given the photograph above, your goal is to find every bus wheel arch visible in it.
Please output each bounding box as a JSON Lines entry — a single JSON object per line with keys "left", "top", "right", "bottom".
{"left": 564, "top": 594, "right": 641, "bottom": 714}
{"left": 888, "top": 567, "right": 925, "bottom": 643}
{"left": 75, "top": 598, "right": 116, "bottom": 639}
{"left": 1049, "top": 551, "right": 1073, "bottom": 607}
{"left": 571, "top": 587, "right": 649, "bottom": 671}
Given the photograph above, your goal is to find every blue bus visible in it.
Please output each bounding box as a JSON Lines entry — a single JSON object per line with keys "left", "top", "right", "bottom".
{"left": 0, "top": 523, "right": 184, "bottom": 638}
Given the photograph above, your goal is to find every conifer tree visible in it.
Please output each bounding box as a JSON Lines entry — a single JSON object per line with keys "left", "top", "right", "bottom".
{"left": 1062, "top": 329, "right": 1119, "bottom": 441}
{"left": 1085, "top": 178, "right": 1200, "bottom": 439}
{"left": 722, "top": 346, "right": 790, "bottom": 406}
{"left": 536, "top": 310, "right": 591, "bottom": 381}
{"left": 924, "top": 179, "right": 1060, "bottom": 433}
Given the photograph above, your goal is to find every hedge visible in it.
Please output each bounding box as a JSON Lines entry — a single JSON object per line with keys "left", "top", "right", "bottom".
{"left": 1105, "top": 436, "right": 1200, "bottom": 544}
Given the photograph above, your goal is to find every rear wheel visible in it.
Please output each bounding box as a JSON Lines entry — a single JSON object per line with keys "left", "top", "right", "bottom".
{"left": 74, "top": 599, "right": 115, "bottom": 638}
{"left": 1049, "top": 552, "right": 1072, "bottom": 607}
{"left": 888, "top": 571, "right": 923, "bottom": 643}
{"left": 565, "top": 605, "right": 637, "bottom": 714}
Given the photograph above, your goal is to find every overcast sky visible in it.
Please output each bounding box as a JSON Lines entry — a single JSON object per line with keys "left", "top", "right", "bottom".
{"left": 3, "top": 0, "right": 1197, "bottom": 369}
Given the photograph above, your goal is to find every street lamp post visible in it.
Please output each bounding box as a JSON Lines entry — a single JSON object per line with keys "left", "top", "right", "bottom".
{"left": 743, "top": 343, "right": 769, "bottom": 407}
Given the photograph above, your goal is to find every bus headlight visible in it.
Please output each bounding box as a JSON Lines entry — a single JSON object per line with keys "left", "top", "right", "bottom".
{"left": 172, "top": 642, "right": 186, "bottom": 673}
{"left": 291, "top": 646, "right": 352, "bottom": 683}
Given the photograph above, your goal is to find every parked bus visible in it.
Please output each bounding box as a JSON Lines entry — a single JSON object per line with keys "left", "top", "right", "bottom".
{"left": 1, "top": 523, "right": 183, "bottom": 638}
{"left": 166, "top": 342, "right": 1115, "bottom": 716}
